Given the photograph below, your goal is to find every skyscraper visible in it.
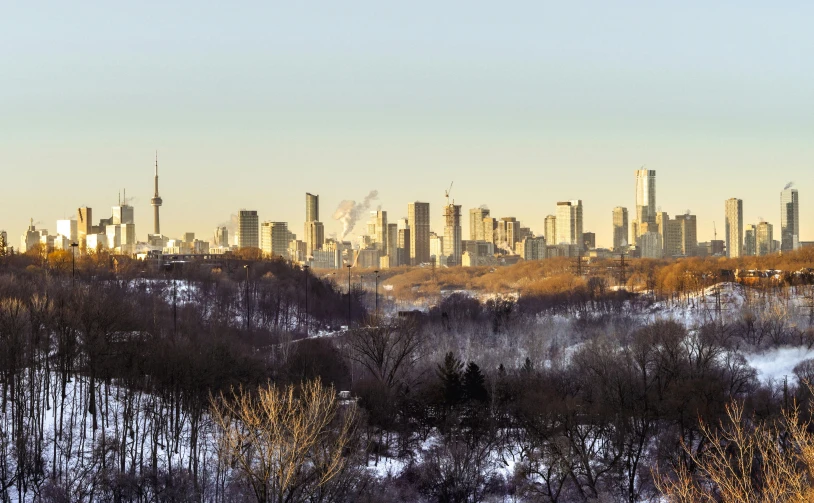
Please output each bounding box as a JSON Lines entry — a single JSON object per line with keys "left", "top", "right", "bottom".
{"left": 261, "top": 221, "right": 289, "bottom": 257}
{"left": 469, "top": 207, "right": 490, "bottom": 241}
{"left": 371, "top": 210, "right": 388, "bottom": 254}
{"left": 674, "top": 213, "right": 697, "bottom": 256}
{"left": 757, "top": 221, "right": 773, "bottom": 256}
{"left": 305, "top": 222, "right": 324, "bottom": 257}
{"left": 544, "top": 215, "right": 556, "bottom": 246}
{"left": 408, "top": 202, "right": 430, "bottom": 265}
{"left": 612, "top": 207, "right": 628, "bottom": 250}
{"left": 780, "top": 187, "right": 800, "bottom": 252}
{"left": 634, "top": 169, "right": 656, "bottom": 238}
{"left": 237, "top": 210, "right": 259, "bottom": 248}
{"left": 112, "top": 191, "right": 135, "bottom": 226}
{"left": 443, "top": 204, "right": 462, "bottom": 265}
{"left": 306, "top": 193, "right": 319, "bottom": 223}
{"left": 725, "top": 198, "right": 743, "bottom": 258}
{"left": 556, "top": 200, "right": 583, "bottom": 247}
{"left": 387, "top": 223, "right": 399, "bottom": 267}
{"left": 150, "top": 153, "right": 162, "bottom": 236}
{"left": 77, "top": 207, "right": 93, "bottom": 247}
{"left": 214, "top": 227, "right": 229, "bottom": 247}
{"left": 304, "top": 192, "right": 324, "bottom": 255}
{"left": 744, "top": 224, "right": 756, "bottom": 256}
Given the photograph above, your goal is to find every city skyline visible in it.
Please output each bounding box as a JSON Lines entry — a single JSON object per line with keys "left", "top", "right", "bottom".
{"left": 5, "top": 160, "right": 810, "bottom": 252}
{"left": 2, "top": 2, "right": 813, "bottom": 246}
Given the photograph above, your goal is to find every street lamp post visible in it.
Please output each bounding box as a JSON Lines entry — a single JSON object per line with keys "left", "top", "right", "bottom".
{"left": 304, "top": 264, "right": 310, "bottom": 337}
{"left": 244, "top": 264, "right": 250, "bottom": 333}
{"left": 374, "top": 270, "right": 380, "bottom": 319}
{"left": 346, "top": 263, "right": 352, "bottom": 329}
{"left": 70, "top": 242, "right": 78, "bottom": 287}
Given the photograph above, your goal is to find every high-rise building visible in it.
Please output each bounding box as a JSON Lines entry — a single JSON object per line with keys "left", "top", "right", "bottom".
{"left": 237, "top": 210, "right": 259, "bottom": 248}
{"left": 151, "top": 153, "right": 163, "bottom": 236}
{"left": 304, "top": 193, "right": 324, "bottom": 255}
{"left": 674, "top": 213, "right": 697, "bottom": 256}
{"left": 261, "top": 221, "right": 290, "bottom": 257}
{"left": 306, "top": 193, "right": 319, "bottom": 223}
{"left": 583, "top": 232, "right": 596, "bottom": 250}
{"left": 397, "top": 227, "right": 411, "bottom": 267}
{"left": 657, "top": 212, "right": 683, "bottom": 257}
{"left": 214, "top": 227, "right": 229, "bottom": 247}
{"left": 387, "top": 223, "right": 399, "bottom": 267}
{"left": 780, "top": 187, "right": 800, "bottom": 252}
{"left": 112, "top": 191, "right": 135, "bottom": 225}
{"left": 744, "top": 224, "right": 756, "bottom": 256}
{"left": 612, "top": 207, "right": 628, "bottom": 251}
{"left": 555, "top": 200, "right": 583, "bottom": 247}
{"left": 483, "top": 217, "right": 496, "bottom": 246}
{"left": 725, "top": 198, "right": 744, "bottom": 258}
{"left": 372, "top": 210, "right": 388, "bottom": 254}
{"left": 56, "top": 219, "right": 77, "bottom": 242}
{"left": 544, "top": 215, "right": 556, "bottom": 246}
{"left": 469, "top": 207, "right": 490, "bottom": 241}
{"left": 635, "top": 169, "right": 656, "bottom": 237}
{"left": 757, "top": 221, "right": 774, "bottom": 256}
{"left": 77, "top": 207, "right": 93, "bottom": 247}
{"left": 497, "top": 217, "right": 520, "bottom": 253}
{"left": 408, "top": 202, "right": 430, "bottom": 265}
{"left": 305, "top": 221, "right": 325, "bottom": 257}
{"left": 521, "top": 236, "right": 546, "bottom": 261}
{"left": 443, "top": 204, "right": 462, "bottom": 265}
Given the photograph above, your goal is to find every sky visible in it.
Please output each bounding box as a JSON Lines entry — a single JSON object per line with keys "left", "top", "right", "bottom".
{"left": 2, "top": 1, "right": 812, "bottom": 247}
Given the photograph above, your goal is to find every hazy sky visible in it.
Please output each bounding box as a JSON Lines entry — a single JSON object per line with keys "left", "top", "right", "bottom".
{"left": 2, "top": 1, "right": 812, "bottom": 247}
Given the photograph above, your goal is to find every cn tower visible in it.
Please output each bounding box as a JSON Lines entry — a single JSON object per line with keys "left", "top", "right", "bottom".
{"left": 150, "top": 152, "right": 162, "bottom": 235}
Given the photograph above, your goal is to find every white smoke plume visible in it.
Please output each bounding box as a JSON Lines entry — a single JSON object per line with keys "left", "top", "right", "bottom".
{"left": 332, "top": 190, "right": 379, "bottom": 239}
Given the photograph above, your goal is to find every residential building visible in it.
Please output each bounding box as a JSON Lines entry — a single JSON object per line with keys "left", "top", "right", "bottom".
{"left": 443, "top": 204, "right": 462, "bottom": 265}
{"left": 237, "top": 210, "right": 259, "bottom": 248}
{"left": 408, "top": 202, "right": 430, "bottom": 265}
{"left": 469, "top": 207, "right": 490, "bottom": 241}
{"left": 555, "top": 200, "right": 583, "bottom": 247}
{"left": 521, "top": 236, "right": 546, "bottom": 261}
{"left": 725, "top": 198, "right": 744, "bottom": 258}
{"left": 634, "top": 169, "right": 656, "bottom": 238}
{"left": 261, "top": 221, "right": 290, "bottom": 257}
{"left": 744, "top": 224, "right": 756, "bottom": 256}
{"left": 306, "top": 192, "right": 319, "bottom": 223}
{"left": 756, "top": 221, "right": 774, "bottom": 256}
{"left": 544, "top": 215, "right": 556, "bottom": 246}
{"left": 612, "top": 207, "right": 628, "bottom": 251}
{"left": 305, "top": 221, "right": 325, "bottom": 257}
{"left": 780, "top": 187, "right": 800, "bottom": 252}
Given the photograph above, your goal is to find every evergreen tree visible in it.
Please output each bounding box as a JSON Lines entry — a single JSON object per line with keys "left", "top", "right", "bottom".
{"left": 463, "top": 362, "right": 488, "bottom": 403}
{"left": 437, "top": 351, "right": 464, "bottom": 407}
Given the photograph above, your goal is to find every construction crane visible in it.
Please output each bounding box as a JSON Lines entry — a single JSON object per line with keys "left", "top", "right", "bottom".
{"left": 444, "top": 181, "right": 454, "bottom": 207}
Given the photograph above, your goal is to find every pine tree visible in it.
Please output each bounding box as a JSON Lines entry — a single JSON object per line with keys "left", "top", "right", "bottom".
{"left": 463, "top": 362, "right": 488, "bottom": 403}
{"left": 437, "top": 351, "right": 464, "bottom": 407}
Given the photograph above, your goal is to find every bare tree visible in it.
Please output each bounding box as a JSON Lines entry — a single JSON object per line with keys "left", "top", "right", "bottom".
{"left": 210, "top": 378, "right": 356, "bottom": 503}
